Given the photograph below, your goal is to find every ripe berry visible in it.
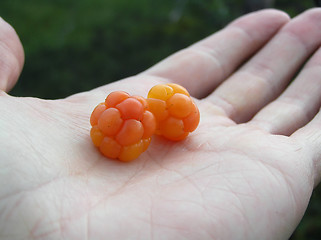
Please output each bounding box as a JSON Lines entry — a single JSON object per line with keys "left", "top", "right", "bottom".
{"left": 147, "top": 83, "right": 200, "bottom": 141}
{"left": 90, "top": 91, "right": 156, "bottom": 162}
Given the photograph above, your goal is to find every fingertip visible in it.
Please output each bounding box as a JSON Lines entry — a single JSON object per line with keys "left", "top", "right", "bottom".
{"left": 282, "top": 8, "right": 321, "bottom": 32}
{"left": 0, "top": 17, "right": 24, "bottom": 93}
{"left": 302, "top": 7, "right": 321, "bottom": 15}
{"left": 226, "top": 9, "right": 290, "bottom": 46}
{"left": 230, "top": 9, "right": 290, "bottom": 28}
{"left": 257, "top": 8, "right": 291, "bottom": 20}
{"left": 0, "top": 17, "right": 25, "bottom": 61}
{"left": 300, "top": 7, "right": 321, "bottom": 24}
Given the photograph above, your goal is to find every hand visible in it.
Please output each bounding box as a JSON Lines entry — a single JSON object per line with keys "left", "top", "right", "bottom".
{"left": 1, "top": 9, "right": 321, "bottom": 240}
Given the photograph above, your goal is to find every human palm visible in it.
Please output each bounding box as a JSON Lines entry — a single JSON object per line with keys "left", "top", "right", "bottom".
{"left": 1, "top": 9, "right": 321, "bottom": 240}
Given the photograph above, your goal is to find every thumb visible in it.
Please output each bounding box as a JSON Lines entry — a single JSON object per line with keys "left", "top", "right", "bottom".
{"left": 0, "top": 17, "right": 24, "bottom": 93}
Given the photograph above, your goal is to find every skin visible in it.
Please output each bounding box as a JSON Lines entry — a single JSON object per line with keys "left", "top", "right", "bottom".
{"left": 0, "top": 9, "right": 321, "bottom": 240}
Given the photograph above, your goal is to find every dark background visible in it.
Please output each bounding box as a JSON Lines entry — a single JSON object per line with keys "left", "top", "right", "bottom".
{"left": 1, "top": 0, "right": 320, "bottom": 238}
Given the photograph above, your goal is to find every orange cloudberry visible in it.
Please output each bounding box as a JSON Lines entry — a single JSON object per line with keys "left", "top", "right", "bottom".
{"left": 147, "top": 83, "right": 200, "bottom": 141}
{"left": 90, "top": 91, "right": 156, "bottom": 162}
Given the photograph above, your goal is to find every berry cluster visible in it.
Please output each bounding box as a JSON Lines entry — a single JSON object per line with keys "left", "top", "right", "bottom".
{"left": 147, "top": 83, "right": 200, "bottom": 141}
{"left": 90, "top": 83, "right": 200, "bottom": 162}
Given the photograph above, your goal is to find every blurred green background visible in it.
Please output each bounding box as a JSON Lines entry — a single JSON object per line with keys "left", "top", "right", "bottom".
{"left": 1, "top": 0, "right": 320, "bottom": 238}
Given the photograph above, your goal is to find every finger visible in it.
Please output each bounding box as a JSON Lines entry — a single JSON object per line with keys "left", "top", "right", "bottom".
{"left": 0, "top": 17, "right": 24, "bottom": 93}
{"left": 250, "top": 46, "right": 321, "bottom": 135}
{"left": 291, "top": 109, "right": 321, "bottom": 187}
{"left": 207, "top": 8, "right": 321, "bottom": 123}
{"left": 142, "top": 10, "right": 290, "bottom": 98}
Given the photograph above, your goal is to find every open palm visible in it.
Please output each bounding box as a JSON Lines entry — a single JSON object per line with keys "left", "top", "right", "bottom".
{"left": 1, "top": 9, "right": 321, "bottom": 240}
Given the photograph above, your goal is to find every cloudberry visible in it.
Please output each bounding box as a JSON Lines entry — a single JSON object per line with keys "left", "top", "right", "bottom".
{"left": 90, "top": 91, "right": 156, "bottom": 162}
{"left": 147, "top": 83, "right": 200, "bottom": 141}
